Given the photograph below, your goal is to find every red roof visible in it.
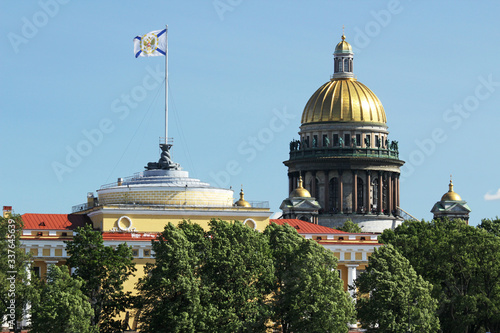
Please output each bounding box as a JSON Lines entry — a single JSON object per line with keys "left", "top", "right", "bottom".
{"left": 270, "top": 219, "right": 345, "bottom": 234}
{"left": 102, "top": 232, "right": 158, "bottom": 241}
{"left": 21, "top": 213, "right": 91, "bottom": 230}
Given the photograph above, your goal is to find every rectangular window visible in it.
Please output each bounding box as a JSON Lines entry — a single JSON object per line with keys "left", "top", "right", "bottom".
{"left": 132, "top": 249, "right": 139, "bottom": 257}
{"left": 313, "top": 135, "right": 318, "bottom": 147}
{"left": 344, "top": 134, "right": 351, "bottom": 147}
{"left": 32, "top": 266, "right": 40, "bottom": 277}
{"left": 333, "top": 134, "right": 339, "bottom": 146}
{"left": 144, "top": 250, "right": 150, "bottom": 257}
{"left": 322, "top": 134, "right": 328, "bottom": 147}
{"left": 375, "top": 135, "right": 379, "bottom": 147}
{"left": 356, "top": 134, "right": 361, "bottom": 146}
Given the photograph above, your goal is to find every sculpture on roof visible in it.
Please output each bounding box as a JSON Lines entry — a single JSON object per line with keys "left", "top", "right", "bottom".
{"left": 146, "top": 144, "right": 181, "bottom": 170}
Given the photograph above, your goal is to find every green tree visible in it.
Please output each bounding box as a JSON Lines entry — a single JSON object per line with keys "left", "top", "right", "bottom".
{"left": 355, "top": 244, "right": 439, "bottom": 332}
{"left": 137, "top": 220, "right": 273, "bottom": 333}
{"left": 478, "top": 216, "right": 500, "bottom": 236}
{"left": 336, "top": 219, "right": 362, "bottom": 233}
{"left": 265, "top": 222, "right": 355, "bottom": 333}
{"left": 65, "top": 224, "right": 136, "bottom": 333}
{"left": 30, "top": 265, "right": 97, "bottom": 333}
{"left": 381, "top": 218, "right": 500, "bottom": 332}
{"left": 0, "top": 214, "right": 34, "bottom": 333}
{"left": 137, "top": 222, "right": 203, "bottom": 332}
{"left": 201, "top": 219, "right": 274, "bottom": 332}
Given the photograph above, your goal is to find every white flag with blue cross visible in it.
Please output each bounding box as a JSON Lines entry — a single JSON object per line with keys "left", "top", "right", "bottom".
{"left": 134, "top": 29, "right": 166, "bottom": 58}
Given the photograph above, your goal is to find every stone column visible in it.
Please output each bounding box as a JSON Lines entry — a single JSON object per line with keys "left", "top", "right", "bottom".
{"left": 396, "top": 175, "right": 400, "bottom": 209}
{"left": 346, "top": 264, "right": 359, "bottom": 298}
{"left": 378, "top": 172, "right": 383, "bottom": 214}
{"left": 339, "top": 171, "right": 344, "bottom": 214}
{"left": 388, "top": 174, "right": 393, "bottom": 215}
{"left": 288, "top": 174, "right": 293, "bottom": 195}
{"left": 366, "top": 171, "right": 371, "bottom": 214}
{"left": 311, "top": 171, "right": 317, "bottom": 198}
{"left": 324, "top": 171, "right": 330, "bottom": 212}
{"left": 353, "top": 171, "right": 358, "bottom": 213}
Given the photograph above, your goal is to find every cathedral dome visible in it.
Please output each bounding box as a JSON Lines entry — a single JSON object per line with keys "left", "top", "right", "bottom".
{"left": 441, "top": 179, "right": 462, "bottom": 201}
{"left": 301, "top": 78, "right": 387, "bottom": 125}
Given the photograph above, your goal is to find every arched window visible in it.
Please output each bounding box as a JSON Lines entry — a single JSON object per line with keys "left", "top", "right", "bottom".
{"left": 298, "top": 215, "right": 310, "bottom": 223}
{"left": 349, "top": 59, "right": 353, "bottom": 72}
{"left": 338, "top": 59, "right": 343, "bottom": 72}
{"left": 344, "top": 58, "right": 349, "bottom": 72}
{"left": 334, "top": 59, "right": 339, "bottom": 72}
{"left": 357, "top": 178, "right": 364, "bottom": 212}
{"left": 329, "top": 178, "right": 339, "bottom": 213}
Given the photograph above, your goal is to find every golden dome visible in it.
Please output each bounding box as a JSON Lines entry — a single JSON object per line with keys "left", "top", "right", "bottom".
{"left": 441, "top": 179, "right": 462, "bottom": 201}
{"left": 335, "top": 34, "right": 352, "bottom": 54}
{"left": 301, "top": 78, "right": 387, "bottom": 125}
{"left": 235, "top": 187, "right": 251, "bottom": 207}
{"left": 290, "top": 176, "right": 311, "bottom": 198}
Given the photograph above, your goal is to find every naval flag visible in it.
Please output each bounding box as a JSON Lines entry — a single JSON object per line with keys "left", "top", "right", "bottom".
{"left": 134, "top": 29, "right": 167, "bottom": 58}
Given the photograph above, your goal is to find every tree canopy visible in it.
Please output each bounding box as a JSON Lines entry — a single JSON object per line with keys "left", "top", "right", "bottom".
{"left": 380, "top": 218, "right": 500, "bottom": 332}
{"left": 137, "top": 220, "right": 353, "bottom": 333}
{"left": 355, "top": 244, "right": 439, "bottom": 332}
{"left": 30, "top": 265, "right": 96, "bottom": 333}
{"left": 65, "top": 224, "right": 136, "bottom": 333}
{"left": 266, "top": 222, "right": 355, "bottom": 333}
{"left": 336, "top": 219, "right": 362, "bottom": 233}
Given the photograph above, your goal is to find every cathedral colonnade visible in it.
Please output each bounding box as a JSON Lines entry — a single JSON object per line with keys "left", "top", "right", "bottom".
{"left": 288, "top": 170, "right": 400, "bottom": 216}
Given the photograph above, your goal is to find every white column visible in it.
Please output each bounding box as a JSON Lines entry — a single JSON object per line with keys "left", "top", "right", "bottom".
{"left": 49, "top": 247, "right": 55, "bottom": 258}
{"left": 346, "top": 264, "right": 359, "bottom": 298}
{"left": 139, "top": 247, "right": 145, "bottom": 258}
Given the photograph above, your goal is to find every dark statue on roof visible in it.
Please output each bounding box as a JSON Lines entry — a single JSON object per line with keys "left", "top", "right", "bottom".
{"left": 146, "top": 144, "right": 181, "bottom": 170}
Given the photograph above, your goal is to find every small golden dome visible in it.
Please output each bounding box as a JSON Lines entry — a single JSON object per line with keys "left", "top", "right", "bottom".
{"left": 301, "top": 78, "right": 387, "bottom": 125}
{"left": 441, "top": 179, "right": 462, "bottom": 201}
{"left": 335, "top": 34, "right": 352, "bottom": 54}
{"left": 290, "top": 176, "right": 311, "bottom": 198}
{"left": 235, "top": 187, "right": 251, "bottom": 207}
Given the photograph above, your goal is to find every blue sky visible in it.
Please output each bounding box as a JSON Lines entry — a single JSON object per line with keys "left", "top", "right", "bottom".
{"left": 1, "top": 0, "right": 499, "bottom": 225}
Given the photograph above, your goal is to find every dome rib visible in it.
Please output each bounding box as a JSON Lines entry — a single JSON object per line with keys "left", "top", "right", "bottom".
{"left": 301, "top": 78, "right": 386, "bottom": 125}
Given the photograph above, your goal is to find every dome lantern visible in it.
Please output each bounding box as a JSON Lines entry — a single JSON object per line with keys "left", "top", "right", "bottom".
{"left": 332, "top": 33, "right": 354, "bottom": 79}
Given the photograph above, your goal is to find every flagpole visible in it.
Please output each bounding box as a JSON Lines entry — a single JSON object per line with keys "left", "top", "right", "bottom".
{"left": 165, "top": 25, "right": 168, "bottom": 144}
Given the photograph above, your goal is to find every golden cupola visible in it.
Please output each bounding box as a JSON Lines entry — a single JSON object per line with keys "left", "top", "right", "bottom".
{"left": 290, "top": 176, "right": 311, "bottom": 198}
{"left": 441, "top": 179, "right": 462, "bottom": 201}
{"left": 301, "top": 34, "right": 387, "bottom": 126}
{"left": 234, "top": 187, "right": 251, "bottom": 207}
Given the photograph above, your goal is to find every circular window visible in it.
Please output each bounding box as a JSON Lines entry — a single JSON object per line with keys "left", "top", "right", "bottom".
{"left": 243, "top": 218, "right": 256, "bottom": 230}
{"left": 117, "top": 216, "right": 132, "bottom": 231}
